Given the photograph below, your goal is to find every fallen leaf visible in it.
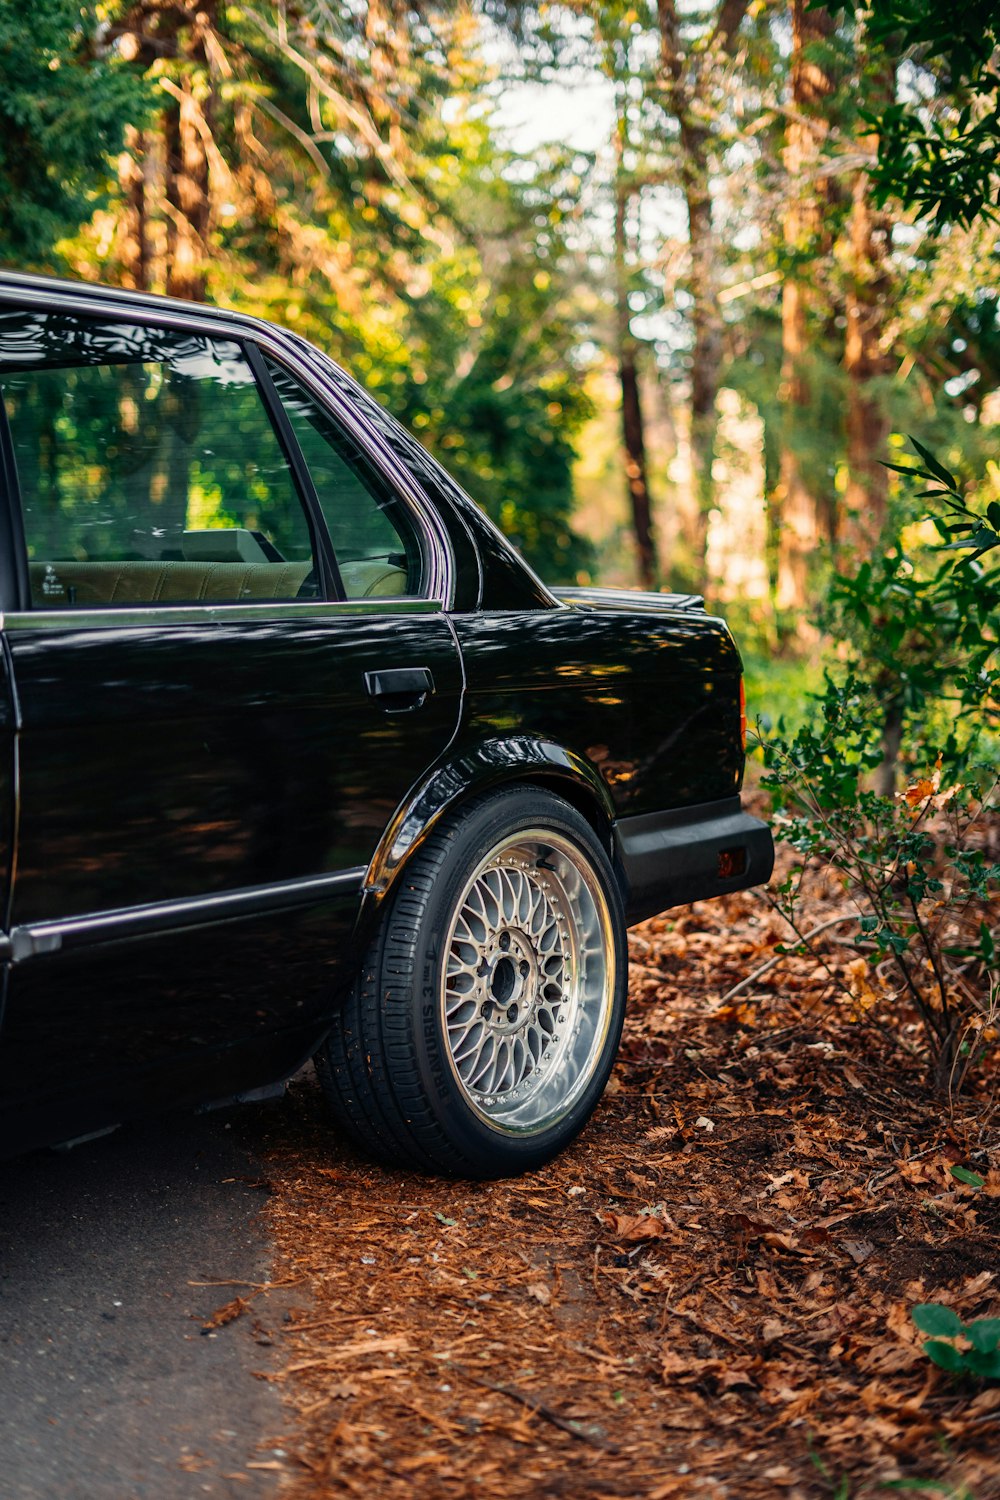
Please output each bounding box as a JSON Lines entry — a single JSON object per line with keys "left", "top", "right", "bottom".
{"left": 597, "top": 1211, "right": 669, "bottom": 1243}
{"left": 201, "top": 1295, "right": 251, "bottom": 1333}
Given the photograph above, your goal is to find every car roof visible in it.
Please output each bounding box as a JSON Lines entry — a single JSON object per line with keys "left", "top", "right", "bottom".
{"left": 0, "top": 269, "right": 278, "bottom": 339}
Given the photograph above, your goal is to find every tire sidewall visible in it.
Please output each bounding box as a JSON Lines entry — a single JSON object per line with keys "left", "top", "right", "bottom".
{"left": 397, "top": 787, "right": 627, "bottom": 1176}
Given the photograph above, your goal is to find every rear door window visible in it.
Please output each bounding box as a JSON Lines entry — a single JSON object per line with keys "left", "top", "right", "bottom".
{"left": 263, "top": 355, "right": 422, "bottom": 600}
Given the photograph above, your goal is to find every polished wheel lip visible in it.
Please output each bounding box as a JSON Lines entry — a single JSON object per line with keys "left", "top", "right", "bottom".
{"left": 439, "top": 826, "right": 615, "bottom": 1138}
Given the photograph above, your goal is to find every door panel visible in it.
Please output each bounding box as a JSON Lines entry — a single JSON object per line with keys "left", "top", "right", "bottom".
{"left": 0, "top": 606, "right": 462, "bottom": 1122}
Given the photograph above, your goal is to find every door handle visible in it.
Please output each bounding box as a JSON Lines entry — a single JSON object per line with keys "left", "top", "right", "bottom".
{"left": 364, "top": 666, "right": 435, "bottom": 711}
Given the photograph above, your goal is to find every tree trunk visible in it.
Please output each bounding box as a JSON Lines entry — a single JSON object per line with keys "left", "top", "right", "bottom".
{"left": 614, "top": 136, "right": 659, "bottom": 592}
{"left": 164, "top": 75, "right": 210, "bottom": 303}
{"left": 842, "top": 161, "right": 892, "bottom": 554}
{"left": 118, "top": 127, "right": 151, "bottom": 292}
{"left": 775, "top": 0, "right": 835, "bottom": 615}
{"left": 160, "top": 2, "right": 216, "bottom": 304}
{"left": 685, "top": 170, "right": 721, "bottom": 574}
{"left": 656, "top": 0, "right": 748, "bottom": 588}
{"left": 620, "top": 350, "right": 658, "bottom": 591}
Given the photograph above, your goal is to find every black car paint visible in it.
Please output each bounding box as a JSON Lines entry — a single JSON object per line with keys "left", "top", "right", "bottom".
{"left": 0, "top": 273, "right": 772, "bottom": 1157}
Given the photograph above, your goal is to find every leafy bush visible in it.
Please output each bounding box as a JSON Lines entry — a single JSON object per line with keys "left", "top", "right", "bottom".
{"left": 760, "top": 443, "right": 999, "bottom": 1093}
{"left": 762, "top": 687, "right": 998, "bottom": 1088}
{"left": 911, "top": 1304, "right": 1000, "bottom": 1381}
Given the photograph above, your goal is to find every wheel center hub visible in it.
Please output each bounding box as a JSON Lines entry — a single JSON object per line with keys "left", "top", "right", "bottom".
{"left": 481, "top": 928, "right": 538, "bottom": 1034}
{"left": 490, "top": 955, "right": 517, "bottom": 1005}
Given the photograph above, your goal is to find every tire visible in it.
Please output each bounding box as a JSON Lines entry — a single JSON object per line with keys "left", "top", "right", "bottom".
{"left": 316, "top": 784, "right": 627, "bottom": 1178}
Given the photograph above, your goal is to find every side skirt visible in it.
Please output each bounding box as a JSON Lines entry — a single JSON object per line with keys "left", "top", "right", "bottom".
{"left": 4, "top": 867, "right": 366, "bottom": 963}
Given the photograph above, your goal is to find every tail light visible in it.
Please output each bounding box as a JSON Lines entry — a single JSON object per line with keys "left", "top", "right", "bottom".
{"left": 739, "top": 677, "right": 747, "bottom": 750}
{"left": 718, "top": 847, "right": 748, "bottom": 879}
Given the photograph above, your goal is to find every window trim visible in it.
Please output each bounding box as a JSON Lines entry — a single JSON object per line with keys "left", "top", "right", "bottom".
{"left": 0, "top": 597, "right": 444, "bottom": 633}
{"left": 0, "top": 286, "right": 453, "bottom": 616}
{"left": 0, "top": 379, "right": 30, "bottom": 613}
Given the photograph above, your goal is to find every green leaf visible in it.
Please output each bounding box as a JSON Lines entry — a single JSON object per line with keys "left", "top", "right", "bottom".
{"left": 882, "top": 1483, "right": 963, "bottom": 1494}
{"left": 965, "top": 1348, "right": 1000, "bottom": 1380}
{"left": 966, "top": 1318, "right": 1000, "bottom": 1354}
{"left": 950, "top": 1165, "right": 986, "bottom": 1188}
{"left": 912, "top": 1303, "right": 965, "bottom": 1336}
{"left": 987, "top": 500, "right": 1000, "bottom": 530}
{"left": 909, "top": 437, "right": 958, "bottom": 490}
{"left": 883, "top": 460, "right": 923, "bottom": 478}
{"left": 923, "top": 1339, "right": 966, "bottom": 1372}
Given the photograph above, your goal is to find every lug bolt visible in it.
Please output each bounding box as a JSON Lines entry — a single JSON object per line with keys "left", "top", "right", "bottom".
{"left": 499, "top": 932, "right": 510, "bottom": 951}
{"left": 506, "top": 1004, "right": 519, "bottom": 1023}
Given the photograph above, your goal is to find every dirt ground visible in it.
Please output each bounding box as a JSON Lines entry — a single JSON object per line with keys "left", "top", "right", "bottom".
{"left": 236, "top": 853, "right": 999, "bottom": 1500}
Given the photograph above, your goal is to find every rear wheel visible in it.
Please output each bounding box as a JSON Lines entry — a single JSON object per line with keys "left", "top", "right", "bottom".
{"left": 317, "top": 785, "right": 627, "bottom": 1177}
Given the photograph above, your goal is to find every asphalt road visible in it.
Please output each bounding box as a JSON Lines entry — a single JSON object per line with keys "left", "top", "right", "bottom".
{"left": 0, "top": 1103, "right": 299, "bottom": 1500}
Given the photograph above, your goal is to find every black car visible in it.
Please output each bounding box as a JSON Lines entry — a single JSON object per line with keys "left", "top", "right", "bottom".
{"left": 0, "top": 272, "right": 773, "bottom": 1177}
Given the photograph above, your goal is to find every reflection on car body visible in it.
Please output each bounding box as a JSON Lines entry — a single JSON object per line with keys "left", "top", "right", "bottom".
{"left": 0, "top": 272, "right": 773, "bottom": 1178}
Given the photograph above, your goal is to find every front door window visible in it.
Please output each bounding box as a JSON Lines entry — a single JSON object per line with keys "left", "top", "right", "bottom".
{"left": 0, "top": 312, "right": 319, "bottom": 608}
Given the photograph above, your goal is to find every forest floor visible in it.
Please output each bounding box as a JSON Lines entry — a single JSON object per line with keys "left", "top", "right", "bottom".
{"left": 235, "top": 831, "right": 999, "bottom": 1500}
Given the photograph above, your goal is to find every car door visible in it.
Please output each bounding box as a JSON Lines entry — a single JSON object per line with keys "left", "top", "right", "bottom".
{"left": 0, "top": 299, "right": 462, "bottom": 1144}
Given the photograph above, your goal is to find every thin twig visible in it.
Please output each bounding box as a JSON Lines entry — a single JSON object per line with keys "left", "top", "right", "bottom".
{"left": 763, "top": 893, "right": 922, "bottom": 1059}
{"left": 718, "top": 914, "right": 857, "bottom": 1003}
{"left": 448, "top": 1364, "right": 617, "bottom": 1452}
{"left": 187, "top": 1278, "right": 299, "bottom": 1290}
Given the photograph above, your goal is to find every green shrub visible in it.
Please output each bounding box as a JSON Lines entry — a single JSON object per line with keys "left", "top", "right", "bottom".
{"left": 759, "top": 442, "right": 999, "bottom": 1093}
{"left": 911, "top": 1304, "right": 1000, "bottom": 1381}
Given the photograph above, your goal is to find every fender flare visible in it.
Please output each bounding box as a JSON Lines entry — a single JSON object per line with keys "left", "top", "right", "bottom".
{"left": 360, "top": 735, "right": 617, "bottom": 918}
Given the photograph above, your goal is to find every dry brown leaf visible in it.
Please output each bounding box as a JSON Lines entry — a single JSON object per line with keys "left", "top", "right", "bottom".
{"left": 247, "top": 843, "right": 1000, "bottom": 1500}
{"left": 597, "top": 1211, "right": 669, "bottom": 1242}
{"left": 201, "top": 1295, "right": 251, "bottom": 1333}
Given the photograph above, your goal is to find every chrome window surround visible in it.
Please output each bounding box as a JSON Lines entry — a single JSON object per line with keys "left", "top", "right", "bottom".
{"left": 0, "top": 598, "right": 442, "bottom": 633}
{"left": 0, "top": 276, "right": 455, "bottom": 613}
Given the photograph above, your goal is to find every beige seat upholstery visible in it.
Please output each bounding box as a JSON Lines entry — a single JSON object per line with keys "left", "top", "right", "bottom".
{"left": 28, "top": 557, "right": 407, "bottom": 607}
{"left": 338, "top": 559, "right": 407, "bottom": 598}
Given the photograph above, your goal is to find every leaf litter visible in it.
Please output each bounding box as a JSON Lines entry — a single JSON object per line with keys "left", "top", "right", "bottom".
{"left": 248, "top": 841, "right": 999, "bottom": 1499}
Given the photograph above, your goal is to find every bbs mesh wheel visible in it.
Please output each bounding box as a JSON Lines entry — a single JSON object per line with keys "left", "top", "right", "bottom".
{"left": 316, "top": 784, "right": 627, "bottom": 1177}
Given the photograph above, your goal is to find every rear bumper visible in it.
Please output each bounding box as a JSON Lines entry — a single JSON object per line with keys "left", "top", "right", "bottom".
{"left": 613, "top": 795, "right": 774, "bottom": 926}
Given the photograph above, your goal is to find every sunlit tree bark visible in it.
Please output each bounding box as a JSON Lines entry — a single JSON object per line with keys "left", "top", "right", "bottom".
{"left": 163, "top": 71, "right": 212, "bottom": 302}
{"left": 613, "top": 118, "right": 659, "bottom": 592}
{"left": 775, "top": 1, "right": 835, "bottom": 615}
{"left": 842, "top": 139, "right": 893, "bottom": 555}
{"left": 118, "top": 126, "right": 152, "bottom": 292}
{"left": 655, "top": 0, "right": 749, "bottom": 582}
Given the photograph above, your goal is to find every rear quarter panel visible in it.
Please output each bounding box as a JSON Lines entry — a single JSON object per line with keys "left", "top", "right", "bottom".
{"left": 452, "top": 605, "right": 744, "bottom": 819}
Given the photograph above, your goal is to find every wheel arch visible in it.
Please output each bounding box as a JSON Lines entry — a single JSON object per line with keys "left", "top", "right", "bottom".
{"left": 360, "top": 737, "right": 618, "bottom": 924}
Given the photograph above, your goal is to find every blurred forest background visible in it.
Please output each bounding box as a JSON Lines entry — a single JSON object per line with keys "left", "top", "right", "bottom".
{"left": 1, "top": 9, "right": 998, "bottom": 1039}
{"left": 1, "top": 0, "right": 996, "bottom": 629}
